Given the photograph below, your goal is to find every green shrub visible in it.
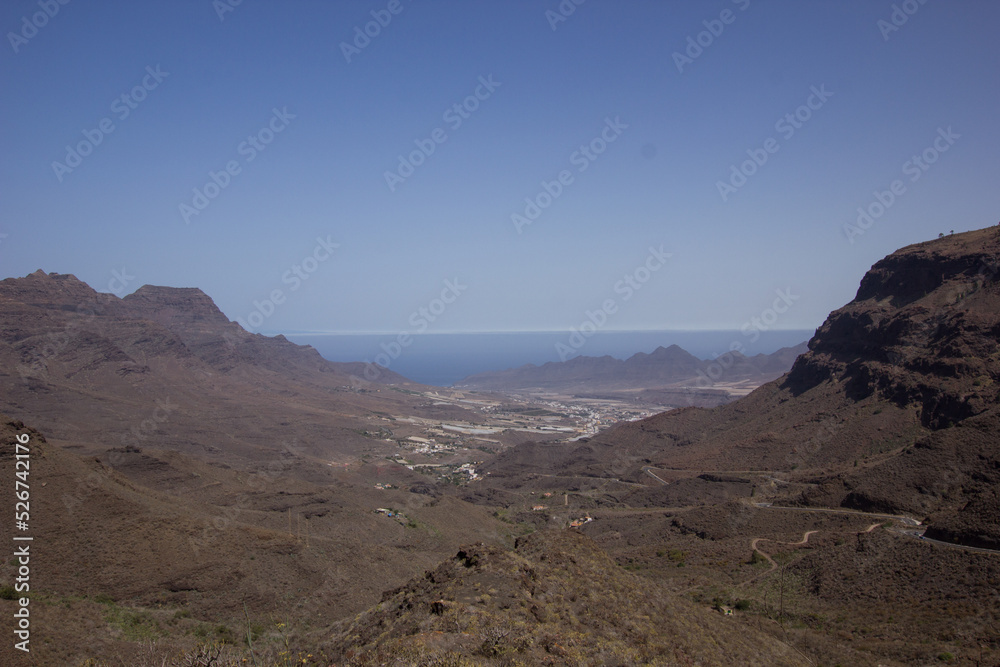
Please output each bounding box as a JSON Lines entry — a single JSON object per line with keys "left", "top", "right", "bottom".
{"left": 104, "top": 606, "right": 160, "bottom": 641}
{"left": 0, "top": 585, "right": 16, "bottom": 600}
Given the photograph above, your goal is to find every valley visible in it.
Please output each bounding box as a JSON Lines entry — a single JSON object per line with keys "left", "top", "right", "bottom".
{"left": 1, "top": 227, "right": 999, "bottom": 665}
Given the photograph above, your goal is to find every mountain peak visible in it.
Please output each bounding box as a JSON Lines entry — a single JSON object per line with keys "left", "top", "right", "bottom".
{"left": 122, "top": 285, "right": 230, "bottom": 327}
{"left": 0, "top": 270, "right": 111, "bottom": 311}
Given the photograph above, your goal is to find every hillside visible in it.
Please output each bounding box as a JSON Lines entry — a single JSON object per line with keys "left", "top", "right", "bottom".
{"left": 2, "top": 228, "right": 999, "bottom": 665}
{"left": 0, "top": 411, "right": 512, "bottom": 665}
{"left": 0, "top": 271, "right": 518, "bottom": 664}
{"left": 0, "top": 270, "right": 481, "bottom": 466}
{"left": 321, "top": 529, "right": 807, "bottom": 665}
{"left": 486, "top": 227, "right": 1000, "bottom": 536}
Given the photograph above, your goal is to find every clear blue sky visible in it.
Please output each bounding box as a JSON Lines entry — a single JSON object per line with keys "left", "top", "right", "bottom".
{"left": 2, "top": 0, "right": 998, "bottom": 335}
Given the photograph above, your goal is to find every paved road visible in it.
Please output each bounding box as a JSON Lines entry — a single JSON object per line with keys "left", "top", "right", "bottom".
{"left": 752, "top": 502, "right": 922, "bottom": 527}
{"left": 753, "top": 503, "right": 1000, "bottom": 555}
{"left": 641, "top": 466, "right": 670, "bottom": 485}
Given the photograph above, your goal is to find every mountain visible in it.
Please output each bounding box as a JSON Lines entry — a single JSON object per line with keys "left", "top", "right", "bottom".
{"left": 3, "top": 227, "right": 999, "bottom": 665}
{"left": 0, "top": 270, "right": 464, "bottom": 465}
{"left": 455, "top": 341, "right": 809, "bottom": 405}
{"left": 487, "top": 227, "right": 1000, "bottom": 533}
{"left": 0, "top": 271, "right": 515, "bottom": 664}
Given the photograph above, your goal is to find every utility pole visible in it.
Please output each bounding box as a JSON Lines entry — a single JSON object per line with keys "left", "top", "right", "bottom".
{"left": 778, "top": 563, "right": 785, "bottom": 627}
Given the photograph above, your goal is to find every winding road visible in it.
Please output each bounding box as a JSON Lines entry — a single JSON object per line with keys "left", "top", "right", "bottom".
{"left": 745, "top": 530, "right": 819, "bottom": 582}
{"left": 751, "top": 503, "right": 1000, "bottom": 555}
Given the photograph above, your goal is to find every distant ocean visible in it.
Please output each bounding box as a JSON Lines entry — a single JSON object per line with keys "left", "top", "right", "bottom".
{"left": 281, "top": 330, "right": 815, "bottom": 388}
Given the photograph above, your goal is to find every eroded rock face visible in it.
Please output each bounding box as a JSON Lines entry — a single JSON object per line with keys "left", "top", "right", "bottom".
{"left": 784, "top": 227, "right": 1000, "bottom": 428}
{"left": 925, "top": 487, "right": 1000, "bottom": 550}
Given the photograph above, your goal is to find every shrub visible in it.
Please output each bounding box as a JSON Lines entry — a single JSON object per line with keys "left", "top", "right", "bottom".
{"left": 0, "top": 585, "right": 15, "bottom": 600}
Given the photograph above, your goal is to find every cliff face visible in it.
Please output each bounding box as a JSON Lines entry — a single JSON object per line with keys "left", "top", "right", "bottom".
{"left": 785, "top": 227, "right": 1000, "bottom": 428}
{"left": 489, "top": 228, "right": 1000, "bottom": 511}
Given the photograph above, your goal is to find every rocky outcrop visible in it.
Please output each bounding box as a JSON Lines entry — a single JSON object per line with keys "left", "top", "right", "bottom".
{"left": 784, "top": 227, "right": 1000, "bottom": 428}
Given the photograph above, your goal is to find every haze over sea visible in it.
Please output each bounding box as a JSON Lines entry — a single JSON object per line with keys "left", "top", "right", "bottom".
{"left": 284, "top": 330, "right": 813, "bottom": 387}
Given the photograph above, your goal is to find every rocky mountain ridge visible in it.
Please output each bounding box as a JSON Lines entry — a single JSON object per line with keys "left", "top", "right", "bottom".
{"left": 456, "top": 341, "right": 808, "bottom": 394}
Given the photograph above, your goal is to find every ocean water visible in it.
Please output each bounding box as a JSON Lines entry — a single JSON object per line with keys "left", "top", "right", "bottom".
{"left": 282, "top": 330, "right": 815, "bottom": 388}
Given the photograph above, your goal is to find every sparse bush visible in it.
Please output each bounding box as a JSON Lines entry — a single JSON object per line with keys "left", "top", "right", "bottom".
{"left": 0, "top": 585, "right": 15, "bottom": 600}
{"left": 215, "top": 623, "right": 235, "bottom": 643}
{"left": 104, "top": 606, "right": 160, "bottom": 641}
{"left": 477, "top": 621, "right": 512, "bottom": 657}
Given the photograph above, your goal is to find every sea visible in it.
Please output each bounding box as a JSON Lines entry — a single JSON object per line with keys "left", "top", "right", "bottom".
{"left": 281, "top": 330, "right": 815, "bottom": 388}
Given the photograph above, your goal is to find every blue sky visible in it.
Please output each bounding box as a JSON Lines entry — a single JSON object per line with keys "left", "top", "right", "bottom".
{"left": 2, "top": 0, "right": 998, "bottom": 335}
